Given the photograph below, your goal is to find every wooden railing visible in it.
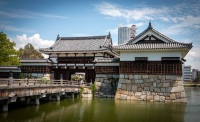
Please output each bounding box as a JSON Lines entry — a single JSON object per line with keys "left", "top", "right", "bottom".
{"left": 0, "top": 78, "right": 91, "bottom": 88}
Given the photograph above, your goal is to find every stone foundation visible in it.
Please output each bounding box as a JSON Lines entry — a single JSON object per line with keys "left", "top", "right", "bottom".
{"left": 115, "top": 74, "right": 187, "bottom": 103}
{"left": 95, "top": 74, "right": 119, "bottom": 98}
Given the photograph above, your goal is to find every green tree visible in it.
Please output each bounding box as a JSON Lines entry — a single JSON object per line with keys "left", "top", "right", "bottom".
{"left": 0, "top": 32, "right": 20, "bottom": 66}
{"left": 19, "top": 43, "right": 44, "bottom": 59}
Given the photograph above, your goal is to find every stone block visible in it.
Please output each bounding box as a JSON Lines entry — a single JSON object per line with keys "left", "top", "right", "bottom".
{"left": 138, "top": 87, "right": 143, "bottom": 92}
{"left": 95, "top": 81, "right": 102, "bottom": 87}
{"left": 119, "top": 78, "right": 125, "bottom": 83}
{"left": 104, "top": 80, "right": 110, "bottom": 83}
{"left": 144, "top": 83, "right": 149, "bottom": 87}
{"left": 157, "top": 83, "right": 163, "bottom": 87}
{"left": 147, "top": 91, "right": 151, "bottom": 95}
{"left": 120, "top": 90, "right": 128, "bottom": 95}
{"left": 99, "top": 74, "right": 108, "bottom": 78}
{"left": 113, "top": 75, "right": 119, "bottom": 78}
{"left": 170, "top": 93, "right": 176, "bottom": 100}
{"left": 154, "top": 95, "right": 160, "bottom": 101}
{"left": 165, "top": 100, "right": 171, "bottom": 102}
{"left": 141, "top": 84, "right": 144, "bottom": 88}
{"left": 95, "top": 78, "right": 100, "bottom": 82}
{"left": 135, "top": 92, "right": 142, "bottom": 96}
{"left": 172, "top": 81, "right": 178, "bottom": 87}
{"left": 100, "top": 78, "right": 104, "bottom": 82}
{"left": 126, "top": 80, "right": 131, "bottom": 84}
{"left": 134, "top": 75, "right": 138, "bottom": 79}
{"left": 164, "top": 93, "right": 170, "bottom": 97}
{"left": 117, "top": 83, "right": 122, "bottom": 89}
{"left": 161, "top": 88, "right": 165, "bottom": 92}
{"left": 144, "top": 79, "right": 150, "bottom": 82}
{"left": 175, "top": 93, "right": 181, "bottom": 99}
{"left": 131, "top": 96, "right": 138, "bottom": 100}
{"left": 131, "top": 79, "right": 135, "bottom": 84}
{"left": 150, "top": 87, "right": 154, "bottom": 92}
{"left": 153, "top": 82, "right": 156, "bottom": 87}
{"left": 169, "top": 86, "right": 185, "bottom": 93}
{"left": 127, "top": 84, "right": 132, "bottom": 91}
{"left": 132, "top": 85, "right": 137, "bottom": 91}
{"left": 154, "top": 88, "right": 160, "bottom": 92}
{"left": 127, "top": 96, "right": 131, "bottom": 100}
{"left": 143, "top": 75, "right": 148, "bottom": 79}
{"left": 144, "top": 87, "right": 149, "bottom": 91}
{"left": 140, "top": 95, "right": 147, "bottom": 101}
{"left": 149, "top": 75, "right": 154, "bottom": 78}
{"left": 176, "top": 76, "right": 182, "bottom": 81}
{"left": 147, "top": 95, "right": 153, "bottom": 101}
{"left": 135, "top": 79, "right": 143, "bottom": 84}
{"left": 128, "top": 91, "right": 134, "bottom": 96}
{"left": 119, "top": 74, "right": 124, "bottom": 79}
{"left": 178, "top": 81, "right": 183, "bottom": 86}
{"left": 142, "top": 91, "right": 147, "bottom": 95}
{"left": 163, "top": 82, "right": 170, "bottom": 87}
{"left": 157, "top": 93, "right": 164, "bottom": 96}
{"left": 125, "top": 75, "right": 129, "bottom": 78}
{"left": 120, "top": 94, "right": 127, "bottom": 100}
{"left": 151, "top": 92, "right": 156, "bottom": 95}
{"left": 138, "top": 75, "right": 142, "bottom": 80}
{"left": 160, "top": 96, "right": 165, "bottom": 102}
{"left": 155, "top": 79, "right": 161, "bottom": 83}
{"left": 150, "top": 78, "right": 154, "bottom": 82}
{"left": 158, "top": 75, "right": 162, "bottom": 80}
{"left": 129, "top": 75, "right": 133, "bottom": 80}
{"left": 121, "top": 84, "right": 127, "bottom": 90}
{"left": 165, "top": 97, "right": 169, "bottom": 100}
{"left": 181, "top": 92, "right": 186, "bottom": 98}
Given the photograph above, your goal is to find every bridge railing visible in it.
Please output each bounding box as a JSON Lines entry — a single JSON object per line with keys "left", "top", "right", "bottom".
{"left": 0, "top": 78, "right": 91, "bottom": 88}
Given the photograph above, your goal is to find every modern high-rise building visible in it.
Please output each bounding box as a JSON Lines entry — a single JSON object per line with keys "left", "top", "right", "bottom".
{"left": 118, "top": 25, "right": 136, "bottom": 44}
{"left": 183, "top": 65, "right": 192, "bottom": 82}
{"left": 192, "top": 69, "right": 200, "bottom": 81}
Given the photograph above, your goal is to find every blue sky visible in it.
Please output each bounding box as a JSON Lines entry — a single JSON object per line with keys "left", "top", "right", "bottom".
{"left": 0, "top": 0, "right": 200, "bottom": 69}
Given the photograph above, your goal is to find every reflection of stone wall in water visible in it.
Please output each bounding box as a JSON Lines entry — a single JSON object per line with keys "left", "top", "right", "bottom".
{"left": 95, "top": 74, "right": 119, "bottom": 98}
{"left": 115, "top": 74, "right": 187, "bottom": 102}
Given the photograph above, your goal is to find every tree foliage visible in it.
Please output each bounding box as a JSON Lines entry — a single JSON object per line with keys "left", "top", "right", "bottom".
{"left": 19, "top": 43, "right": 44, "bottom": 59}
{"left": 0, "top": 32, "right": 20, "bottom": 66}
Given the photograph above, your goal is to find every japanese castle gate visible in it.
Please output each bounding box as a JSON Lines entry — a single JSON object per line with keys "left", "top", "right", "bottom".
{"left": 1, "top": 22, "right": 192, "bottom": 102}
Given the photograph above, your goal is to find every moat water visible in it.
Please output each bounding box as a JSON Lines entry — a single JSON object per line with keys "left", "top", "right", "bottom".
{"left": 0, "top": 87, "right": 200, "bottom": 122}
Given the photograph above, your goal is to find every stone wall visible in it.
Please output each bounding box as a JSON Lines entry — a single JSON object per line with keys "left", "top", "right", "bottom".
{"left": 115, "top": 74, "right": 187, "bottom": 103}
{"left": 95, "top": 74, "right": 119, "bottom": 98}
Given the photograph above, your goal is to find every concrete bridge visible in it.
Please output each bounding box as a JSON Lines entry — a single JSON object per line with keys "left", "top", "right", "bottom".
{"left": 0, "top": 78, "right": 89, "bottom": 112}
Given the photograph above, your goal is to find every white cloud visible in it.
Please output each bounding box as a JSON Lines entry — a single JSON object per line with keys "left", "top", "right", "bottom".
{"left": 185, "top": 46, "right": 200, "bottom": 70}
{"left": 160, "top": 16, "right": 200, "bottom": 35}
{"left": 12, "top": 34, "right": 54, "bottom": 58}
{"left": 96, "top": 2, "right": 169, "bottom": 21}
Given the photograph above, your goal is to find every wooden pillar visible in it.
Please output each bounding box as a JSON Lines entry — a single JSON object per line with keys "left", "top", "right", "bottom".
{"left": 72, "top": 93, "right": 75, "bottom": 98}
{"left": 56, "top": 94, "right": 60, "bottom": 101}
{"left": 35, "top": 97, "right": 40, "bottom": 105}
{"left": 26, "top": 97, "right": 30, "bottom": 104}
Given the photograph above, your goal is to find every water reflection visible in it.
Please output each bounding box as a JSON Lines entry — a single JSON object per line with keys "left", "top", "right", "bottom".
{"left": 0, "top": 87, "right": 200, "bottom": 122}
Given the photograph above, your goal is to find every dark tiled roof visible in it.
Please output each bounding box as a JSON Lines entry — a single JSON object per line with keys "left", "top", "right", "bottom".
{"left": 127, "top": 22, "right": 177, "bottom": 44}
{"left": 113, "top": 22, "right": 193, "bottom": 51}
{"left": 93, "top": 58, "right": 120, "bottom": 63}
{"left": 113, "top": 43, "right": 192, "bottom": 50}
{"left": 39, "top": 35, "right": 112, "bottom": 52}
{"left": 20, "top": 59, "right": 51, "bottom": 63}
